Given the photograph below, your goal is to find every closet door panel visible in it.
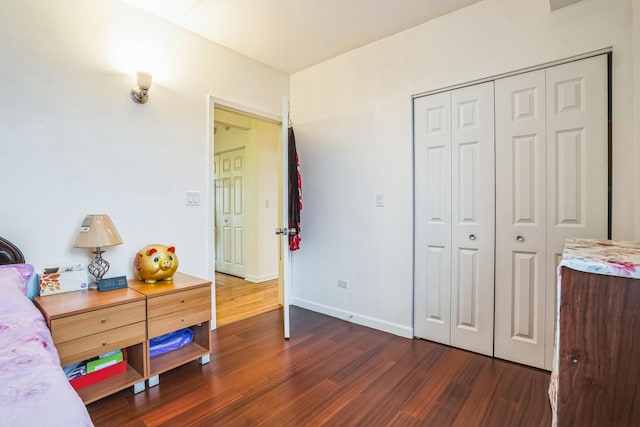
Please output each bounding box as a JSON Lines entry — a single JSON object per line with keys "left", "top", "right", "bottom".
{"left": 544, "top": 55, "right": 608, "bottom": 369}
{"left": 413, "top": 92, "right": 452, "bottom": 345}
{"left": 450, "top": 82, "right": 495, "bottom": 356}
{"left": 495, "top": 69, "right": 547, "bottom": 369}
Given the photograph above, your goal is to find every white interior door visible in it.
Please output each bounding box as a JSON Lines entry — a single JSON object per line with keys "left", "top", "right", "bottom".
{"left": 544, "top": 54, "right": 608, "bottom": 369}
{"left": 217, "top": 148, "right": 246, "bottom": 278}
{"left": 279, "top": 97, "right": 291, "bottom": 339}
{"left": 494, "top": 69, "right": 548, "bottom": 368}
{"left": 450, "top": 82, "right": 495, "bottom": 357}
{"left": 414, "top": 91, "right": 452, "bottom": 345}
{"left": 214, "top": 153, "right": 220, "bottom": 270}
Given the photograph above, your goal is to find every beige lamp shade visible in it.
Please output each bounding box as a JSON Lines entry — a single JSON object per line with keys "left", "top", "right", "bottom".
{"left": 73, "top": 214, "right": 123, "bottom": 249}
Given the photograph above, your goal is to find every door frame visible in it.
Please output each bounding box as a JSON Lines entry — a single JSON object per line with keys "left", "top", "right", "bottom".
{"left": 207, "top": 95, "right": 283, "bottom": 330}
{"left": 411, "top": 48, "right": 611, "bottom": 100}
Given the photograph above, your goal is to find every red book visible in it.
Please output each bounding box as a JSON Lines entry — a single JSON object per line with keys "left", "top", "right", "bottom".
{"left": 69, "top": 349, "right": 127, "bottom": 390}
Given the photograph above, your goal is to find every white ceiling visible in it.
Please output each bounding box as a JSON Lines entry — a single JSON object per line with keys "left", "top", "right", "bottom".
{"left": 120, "top": 0, "right": 484, "bottom": 74}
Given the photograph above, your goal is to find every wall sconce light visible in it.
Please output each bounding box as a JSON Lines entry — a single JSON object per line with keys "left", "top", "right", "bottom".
{"left": 131, "top": 71, "right": 152, "bottom": 104}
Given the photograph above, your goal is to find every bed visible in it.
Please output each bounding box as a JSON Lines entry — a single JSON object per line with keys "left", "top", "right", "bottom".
{"left": 0, "top": 237, "right": 93, "bottom": 426}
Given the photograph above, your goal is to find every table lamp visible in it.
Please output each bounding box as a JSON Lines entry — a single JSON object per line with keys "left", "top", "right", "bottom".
{"left": 73, "top": 214, "right": 123, "bottom": 282}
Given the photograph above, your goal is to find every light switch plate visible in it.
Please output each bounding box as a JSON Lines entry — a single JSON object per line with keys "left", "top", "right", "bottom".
{"left": 186, "top": 191, "right": 200, "bottom": 206}
{"left": 375, "top": 192, "right": 385, "bottom": 207}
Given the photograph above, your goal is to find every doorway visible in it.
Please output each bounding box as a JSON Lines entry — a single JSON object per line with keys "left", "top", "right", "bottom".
{"left": 213, "top": 106, "right": 281, "bottom": 326}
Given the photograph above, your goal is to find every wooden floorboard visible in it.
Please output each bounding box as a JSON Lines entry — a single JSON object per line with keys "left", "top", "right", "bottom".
{"left": 87, "top": 307, "right": 552, "bottom": 427}
{"left": 215, "top": 272, "right": 280, "bottom": 327}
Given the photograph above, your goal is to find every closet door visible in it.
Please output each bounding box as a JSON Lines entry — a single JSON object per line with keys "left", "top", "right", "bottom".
{"left": 494, "top": 55, "right": 608, "bottom": 370}
{"left": 544, "top": 55, "right": 608, "bottom": 369}
{"left": 450, "top": 82, "right": 495, "bottom": 356}
{"left": 494, "top": 69, "right": 547, "bottom": 368}
{"left": 414, "top": 91, "right": 452, "bottom": 345}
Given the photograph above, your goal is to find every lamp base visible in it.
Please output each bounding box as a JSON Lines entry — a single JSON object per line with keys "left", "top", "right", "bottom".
{"left": 131, "top": 87, "right": 149, "bottom": 104}
{"left": 88, "top": 248, "right": 110, "bottom": 282}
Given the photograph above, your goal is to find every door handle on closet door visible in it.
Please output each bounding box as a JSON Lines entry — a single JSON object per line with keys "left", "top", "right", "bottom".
{"left": 516, "top": 235, "right": 525, "bottom": 242}
{"left": 469, "top": 234, "right": 476, "bottom": 241}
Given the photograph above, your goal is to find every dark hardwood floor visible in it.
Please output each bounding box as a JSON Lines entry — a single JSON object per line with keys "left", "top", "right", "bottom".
{"left": 87, "top": 307, "right": 552, "bottom": 426}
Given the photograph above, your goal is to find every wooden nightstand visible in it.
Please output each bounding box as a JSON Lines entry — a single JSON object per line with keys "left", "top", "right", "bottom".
{"left": 33, "top": 287, "right": 147, "bottom": 404}
{"left": 128, "top": 272, "right": 212, "bottom": 386}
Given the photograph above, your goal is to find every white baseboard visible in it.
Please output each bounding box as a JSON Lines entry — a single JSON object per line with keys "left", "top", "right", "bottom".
{"left": 244, "top": 273, "right": 279, "bottom": 283}
{"left": 291, "top": 297, "right": 414, "bottom": 339}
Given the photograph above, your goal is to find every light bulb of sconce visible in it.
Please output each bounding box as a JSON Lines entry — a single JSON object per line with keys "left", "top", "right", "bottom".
{"left": 136, "top": 71, "right": 152, "bottom": 90}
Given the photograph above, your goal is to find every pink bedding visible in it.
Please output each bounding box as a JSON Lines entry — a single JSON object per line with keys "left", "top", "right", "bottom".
{"left": 0, "top": 265, "right": 93, "bottom": 426}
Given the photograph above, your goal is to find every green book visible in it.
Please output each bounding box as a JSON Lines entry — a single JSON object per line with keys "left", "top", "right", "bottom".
{"left": 86, "top": 350, "right": 123, "bottom": 373}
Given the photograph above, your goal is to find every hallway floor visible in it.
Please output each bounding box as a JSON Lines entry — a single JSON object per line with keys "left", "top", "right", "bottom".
{"left": 215, "top": 272, "right": 280, "bottom": 326}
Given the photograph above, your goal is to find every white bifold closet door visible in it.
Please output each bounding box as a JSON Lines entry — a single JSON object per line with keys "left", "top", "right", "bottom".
{"left": 494, "top": 69, "right": 548, "bottom": 369}
{"left": 494, "top": 55, "right": 608, "bottom": 370}
{"left": 414, "top": 91, "right": 452, "bottom": 346}
{"left": 414, "top": 82, "right": 495, "bottom": 357}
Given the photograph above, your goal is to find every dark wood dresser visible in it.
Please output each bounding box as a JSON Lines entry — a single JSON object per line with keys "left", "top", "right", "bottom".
{"left": 551, "top": 239, "right": 640, "bottom": 427}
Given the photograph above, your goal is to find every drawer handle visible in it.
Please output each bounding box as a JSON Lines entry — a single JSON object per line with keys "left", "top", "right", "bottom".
{"left": 180, "top": 299, "right": 185, "bottom": 303}
{"left": 101, "top": 341, "right": 107, "bottom": 346}
{"left": 101, "top": 318, "right": 107, "bottom": 324}
{"left": 181, "top": 318, "right": 185, "bottom": 322}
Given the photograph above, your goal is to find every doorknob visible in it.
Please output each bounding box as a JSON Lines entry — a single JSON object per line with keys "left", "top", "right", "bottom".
{"left": 276, "top": 227, "right": 298, "bottom": 236}
{"left": 516, "top": 235, "right": 525, "bottom": 242}
{"left": 469, "top": 234, "right": 476, "bottom": 240}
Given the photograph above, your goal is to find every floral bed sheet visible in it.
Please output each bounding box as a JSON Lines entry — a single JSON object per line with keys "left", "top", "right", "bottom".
{"left": 0, "top": 266, "right": 93, "bottom": 427}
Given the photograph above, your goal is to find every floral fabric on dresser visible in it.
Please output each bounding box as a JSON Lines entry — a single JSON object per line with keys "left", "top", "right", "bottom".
{"left": 557, "top": 238, "right": 640, "bottom": 278}
{"left": 549, "top": 239, "right": 640, "bottom": 427}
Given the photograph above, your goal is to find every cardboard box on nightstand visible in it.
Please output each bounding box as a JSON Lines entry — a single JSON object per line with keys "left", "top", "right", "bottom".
{"left": 39, "top": 268, "right": 89, "bottom": 296}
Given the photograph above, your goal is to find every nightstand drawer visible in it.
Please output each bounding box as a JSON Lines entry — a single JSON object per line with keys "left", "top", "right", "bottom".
{"left": 57, "top": 321, "right": 146, "bottom": 366}
{"left": 147, "top": 286, "right": 210, "bottom": 319}
{"left": 147, "top": 303, "right": 211, "bottom": 338}
{"left": 51, "top": 300, "right": 146, "bottom": 344}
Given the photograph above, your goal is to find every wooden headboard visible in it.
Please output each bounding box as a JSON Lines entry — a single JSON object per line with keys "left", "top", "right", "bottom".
{"left": 0, "top": 237, "right": 25, "bottom": 265}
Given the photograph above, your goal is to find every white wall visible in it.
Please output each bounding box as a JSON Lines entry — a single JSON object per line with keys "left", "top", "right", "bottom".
{"left": 252, "top": 120, "right": 280, "bottom": 281}
{"left": 290, "top": 0, "right": 638, "bottom": 337}
{"left": 0, "top": 0, "right": 289, "bottom": 281}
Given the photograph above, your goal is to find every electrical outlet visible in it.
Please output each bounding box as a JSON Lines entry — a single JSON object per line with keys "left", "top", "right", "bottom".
{"left": 337, "top": 279, "right": 349, "bottom": 289}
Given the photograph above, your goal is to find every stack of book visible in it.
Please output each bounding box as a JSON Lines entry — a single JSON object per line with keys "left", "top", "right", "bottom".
{"left": 63, "top": 349, "right": 127, "bottom": 390}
